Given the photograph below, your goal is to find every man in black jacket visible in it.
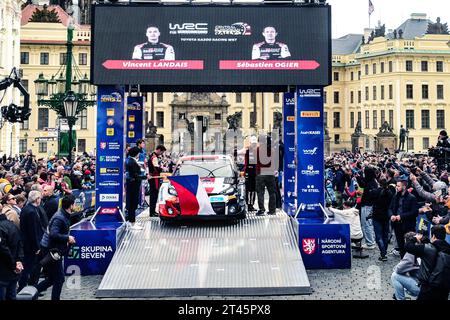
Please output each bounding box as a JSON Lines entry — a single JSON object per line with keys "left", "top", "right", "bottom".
{"left": 18, "top": 190, "right": 47, "bottom": 291}
{"left": 0, "top": 211, "right": 24, "bottom": 300}
{"left": 405, "top": 225, "right": 450, "bottom": 300}
{"left": 35, "top": 195, "right": 76, "bottom": 300}
{"left": 126, "top": 147, "right": 146, "bottom": 229}
{"left": 358, "top": 166, "right": 379, "bottom": 249}
{"left": 389, "top": 179, "right": 419, "bottom": 258}
{"left": 42, "top": 185, "right": 59, "bottom": 221}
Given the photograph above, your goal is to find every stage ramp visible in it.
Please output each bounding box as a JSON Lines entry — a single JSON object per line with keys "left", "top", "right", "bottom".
{"left": 97, "top": 212, "right": 311, "bottom": 298}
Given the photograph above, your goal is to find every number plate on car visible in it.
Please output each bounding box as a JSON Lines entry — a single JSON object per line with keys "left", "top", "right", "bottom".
{"left": 209, "top": 196, "right": 225, "bottom": 203}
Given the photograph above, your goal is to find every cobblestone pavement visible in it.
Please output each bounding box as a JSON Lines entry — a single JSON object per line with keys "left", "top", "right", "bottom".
{"left": 40, "top": 247, "right": 401, "bottom": 300}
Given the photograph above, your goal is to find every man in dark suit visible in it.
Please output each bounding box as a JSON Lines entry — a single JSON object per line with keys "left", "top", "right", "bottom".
{"left": 126, "top": 147, "right": 146, "bottom": 229}
{"left": 18, "top": 190, "right": 47, "bottom": 291}
{"left": 42, "top": 185, "right": 59, "bottom": 221}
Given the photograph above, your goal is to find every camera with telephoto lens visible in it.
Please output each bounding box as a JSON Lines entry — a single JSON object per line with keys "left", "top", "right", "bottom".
{"left": 428, "top": 146, "right": 444, "bottom": 159}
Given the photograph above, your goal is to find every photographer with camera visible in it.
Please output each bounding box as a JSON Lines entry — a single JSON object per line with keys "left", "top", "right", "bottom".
{"left": 429, "top": 130, "right": 450, "bottom": 173}
{"left": 405, "top": 225, "right": 450, "bottom": 300}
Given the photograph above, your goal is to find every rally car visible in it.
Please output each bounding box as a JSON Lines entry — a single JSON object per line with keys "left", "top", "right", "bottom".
{"left": 157, "top": 155, "right": 246, "bottom": 221}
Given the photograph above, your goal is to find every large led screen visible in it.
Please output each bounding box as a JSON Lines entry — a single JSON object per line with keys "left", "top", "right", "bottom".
{"left": 92, "top": 4, "right": 331, "bottom": 87}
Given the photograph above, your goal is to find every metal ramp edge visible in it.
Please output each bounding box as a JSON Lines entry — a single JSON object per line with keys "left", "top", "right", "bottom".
{"left": 97, "top": 212, "right": 311, "bottom": 298}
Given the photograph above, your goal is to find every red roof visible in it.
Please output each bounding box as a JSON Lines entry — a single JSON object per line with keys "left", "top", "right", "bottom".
{"left": 21, "top": 5, "right": 74, "bottom": 27}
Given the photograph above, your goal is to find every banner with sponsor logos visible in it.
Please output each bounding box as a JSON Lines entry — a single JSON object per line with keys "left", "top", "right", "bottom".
{"left": 283, "top": 92, "right": 296, "bottom": 216}
{"left": 126, "top": 96, "right": 144, "bottom": 147}
{"left": 66, "top": 221, "right": 124, "bottom": 275}
{"left": 299, "top": 223, "right": 351, "bottom": 269}
{"left": 95, "top": 86, "right": 126, "bottom": 224}
{"left": 296, "top": 86, "right": 324, "bottom": 216}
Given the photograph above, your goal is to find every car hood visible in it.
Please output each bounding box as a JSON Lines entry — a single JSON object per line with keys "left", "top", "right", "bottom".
{"left": 200, "top": 177, "right": 233, "bottom": 194}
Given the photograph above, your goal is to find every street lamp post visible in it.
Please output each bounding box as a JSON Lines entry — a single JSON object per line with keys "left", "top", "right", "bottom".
{"left": 34, "top": 21, "right": 95, "bottom": 163}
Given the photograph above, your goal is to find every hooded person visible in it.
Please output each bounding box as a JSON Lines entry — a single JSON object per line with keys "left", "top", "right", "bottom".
{"left": 357, "top": 166, "right": 379, "bottom": 249}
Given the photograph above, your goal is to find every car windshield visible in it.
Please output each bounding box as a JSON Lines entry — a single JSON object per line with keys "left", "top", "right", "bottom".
{"left": 176, "top": 161, "right": 234, "bottom": 178}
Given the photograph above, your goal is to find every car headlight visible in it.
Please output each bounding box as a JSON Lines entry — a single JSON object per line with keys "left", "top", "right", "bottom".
{"left": 222, "top": 186, "right": 236, "bottom": 195}
{"left": 168, "top": 185, "right": 178, "bottom": 196}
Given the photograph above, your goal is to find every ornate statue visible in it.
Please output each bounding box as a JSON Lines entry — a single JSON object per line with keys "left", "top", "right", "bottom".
{"left": 426, "top": 17, "right": 449, "bottom": 35}
{"left": 145, "top": 120, "right": 157, "bottom": 137}
{"left": 226, "top": 111, "right": 242, "bottom": 131}
{"left": 272, "top": 111, "right": 283, "bottom": 131}
{"left": 393, "top": 29, "right": 397, "bottom": 39}
{"left": 361, "top": 35, "right": 365, "bottom": 45}
{"left": 375, "top": 24, "right": 386, "bottom": 38}
{"left": 354, "top": 120, "right": 362, "bottom": 135}
{"left": 184, "top": 119, "right": 194, "bottom": 135}
{"left": 398, "top": 29, "right": 403, "bottom": 39}
{"left": 378, "top": 121, "right": 393, "bottom": 134}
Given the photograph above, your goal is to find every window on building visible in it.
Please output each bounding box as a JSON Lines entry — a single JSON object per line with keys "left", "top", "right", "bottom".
{"left": 421, "top": 61, "right": 428, "bottom": 72}
{"left": 389, "top": 110, "right": 394, "bottom": 128}
{"left": 407, "top": 138, "right": 414, "bottom": 151}
{"left": 324, "top": 91, "right": 327, "bottom": 104}
{"left": 365, "top": 110, "right": 370, "bottom": 129}
{"left": 380, "top": 85, "right": 385, "bottom": 100}
{"left": 334, "top": 134, "right": 340, "bottom": 144}
{"left": 333, "top": 72, "right": 339, "bottom": 81}
{"left": 215, "top": 113, "right": 222, "bottom": 121}
{"left": 273, "top": 93, "right": 280, "bottom": 103}
{"left": 421, "top": 110, "right": 430, "bottom": 129}
{"left": 38, "top": 108, "right": 49, "bottom": 130}
{"left": 406, "top": 84, "right": 414, "bottom": 99}
{"left": 365, "top": 64, "right": 369, "bottom": 75}
{"left": 373, "top": 110, "right": 377, "bottom": 129}
{"left": 422, "top": 84, "right": 429, "bottom": 99}
{"left": 333, "top": 91, "right": 339, "bottom": 104}
{"left": 250, "top": 111, "right": 256, "bottom": 127}
{"left": 79, "top": 53, "right": 88, "bottom": 65}
{"left": 351, "top": 72, "right": 354, "bottom": 81}
{"left": 78, "top": 109, "right": 87, "bottom": 129}
{"left": 358, "top": 111, "right": 362, "bottom": 124}
{"left": 156, "top": 111, "right": 164, "bottom": 127}
{"left": 437, "top": 110, "right": 445, "bottom": 129}
{"left": 77, "top": 139, "right": 86, "bottom": 153}
{"left": 40, "top": 52, "right": 49, "bottom": 65}
{"left": 350, "top": 91, "right": 354, "bottom": 104}
{"left": 372, "top": 63, "right": 376, "bottom": 74}
{"left": 179, "top": 113, "right": 185, "bottom": 120}
{"left": 20, "top": 119, "right": 29, "bottom": 130}
{"left": 381, "top": 110, "right": 385, "bottom": 124}
{"left": 324, "top": 111, "right": 328, "bottom": 127}
{"left": 20, "top": 52, "right": 29, "bottom": 64}
{"left": 358, "top": 90, "right": 361, "bottom": 103}
{"left": 333, "top": 112, "right": 340, "bottom": 128}
{"left": 365, "top": 86, "right": 369, "bottom": 101}
{"left": 389, "top": 84, "right": 393, "bottom": 99}
{"left": 38, "top": 142, "right": 47, "bottom": 153}
{"left": 437, "top": 84, "right": 444, "bottom": 100}
{"left": 423, "top": 137, "right": 430, "bottom": 150}
{"left": 350, "top": 112, "right": 355, "bottom": 128}
{"left": 373, "top": 86, "right": 377, "bottom": 100}
{"left": 389, "top": 61, "right": 393, "bottom": 72}
{"left": 235, "top": 93, "right": 242, "bottom": 103}
{"left": 19, "top": 139, "right": 27, "bottom": 154}
{"left": 156, "top": 92, "right": 163, "bottom": 102}
{"left": 60, "top": 53, "right": 67, "bottom": 65}
{"left": 251, "top": 92, "right": 256, "bottom": 104}
{"left": 21, "top": 80, "right": 29, "bottom": 92}
{"left": 436, "top": 61, "right": 444, "bottom": 72}
{"left": 358, "top": 70, "right": 361, "bottom": 80}
{"left": 406, "top": 60, "right": 413, "bottom": 72}
{"left": 406, "top": 110, "right": 415, "bottom": 129}
{"left": 381, "top": 62, "right": 385, "bottom": 73}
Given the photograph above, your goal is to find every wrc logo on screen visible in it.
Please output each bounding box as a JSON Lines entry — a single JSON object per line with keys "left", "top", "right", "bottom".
{"left": 298, "top": 89, "right": 321, "bottom": 97}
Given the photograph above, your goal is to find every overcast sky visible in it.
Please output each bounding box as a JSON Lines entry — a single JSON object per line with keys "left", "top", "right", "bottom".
{"left": 328, "top": 0, "right": 450, "bottom": 38}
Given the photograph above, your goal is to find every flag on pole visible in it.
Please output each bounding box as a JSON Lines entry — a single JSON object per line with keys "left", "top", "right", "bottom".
{"left": 368, "top": 0, "right": 375, "bottom": 15}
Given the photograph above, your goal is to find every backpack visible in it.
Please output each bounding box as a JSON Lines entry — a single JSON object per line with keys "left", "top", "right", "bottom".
{"left": 428, "top": 251, "right": 450, "bottom": 290}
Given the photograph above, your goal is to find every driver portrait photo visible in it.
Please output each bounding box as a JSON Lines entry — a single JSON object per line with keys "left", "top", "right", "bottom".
{"left": 252, "top": 26, "right": 291, "bottom": 60}
{"left": 132, "top": 25, "right": 175, "bottom": 60}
